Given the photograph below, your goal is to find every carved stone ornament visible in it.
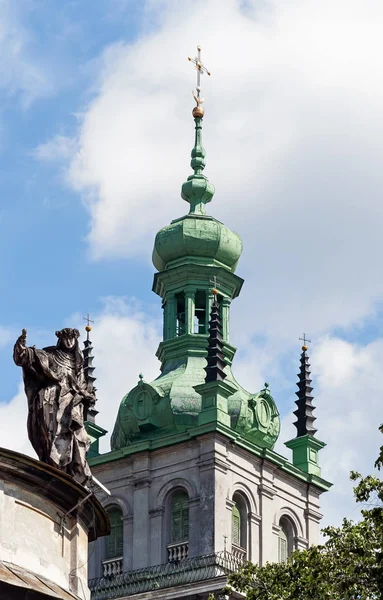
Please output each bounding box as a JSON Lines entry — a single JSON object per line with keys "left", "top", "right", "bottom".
{"left": 13, "top": 328, "right": 96, "bottom": 485}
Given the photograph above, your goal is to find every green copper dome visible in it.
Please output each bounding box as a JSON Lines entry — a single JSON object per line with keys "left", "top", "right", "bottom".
{"left": 152, "top": 214, "right": 242, "bottom": 273}
{"left": 111, "top": 107, "right": 280, "bottom": 455}
{"left": 152, "top": 116, "right": 242, "bottom": 273}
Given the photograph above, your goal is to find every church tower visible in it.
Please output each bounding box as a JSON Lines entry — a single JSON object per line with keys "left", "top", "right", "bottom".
{"left": 88, "top": 48, "right": 331, "bottom": 600}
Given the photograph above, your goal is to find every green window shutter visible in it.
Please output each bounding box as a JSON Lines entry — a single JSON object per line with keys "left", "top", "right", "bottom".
{"left": 106, "top": 508, "right": 123, "bottom": 559}
{"left": 232, "top": 504, "right": 240, "bottom": 546}
{"left": 279, "top": 530, "right": 288, "bottom": 563}
{"left": 171, "top": 492, "right": 189, "bottom": 543}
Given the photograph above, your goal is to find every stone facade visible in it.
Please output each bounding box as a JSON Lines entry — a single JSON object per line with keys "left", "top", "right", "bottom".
{"left": 0, "top": 447, "right": 109, "bottom": 600}
{"left": 88, "top": 432, "right": 327, "bottom": 599}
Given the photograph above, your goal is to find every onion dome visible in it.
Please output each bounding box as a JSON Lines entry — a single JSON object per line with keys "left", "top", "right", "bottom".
{"left": 152, "top": 116, "right": 242, "bottom": 273}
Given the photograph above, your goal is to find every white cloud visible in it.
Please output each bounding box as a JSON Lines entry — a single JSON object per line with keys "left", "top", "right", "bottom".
{"left": 49, "top": 0, "right": 383, "bottom": 341}
{"left": 0, "top": 385, "right": 35, "bottom": 458}
{"left": 33, "top": 135, "right": 76, "bottom": 163}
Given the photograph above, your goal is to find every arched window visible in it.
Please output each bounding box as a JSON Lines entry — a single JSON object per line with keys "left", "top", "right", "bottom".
{"left": 105, "top": 507, "right": 123, "bottom": 560}
{"left": 278, "top": 517, "right": 294, "bottom": 563}
{"left": 231, "top": 493, "right": 248, "bottom": 559}
{"left": 232, "top": 503, "right": 241, "bottom": 546}
{"left": 170, "top": 490, "right": 189, "bottom": 543}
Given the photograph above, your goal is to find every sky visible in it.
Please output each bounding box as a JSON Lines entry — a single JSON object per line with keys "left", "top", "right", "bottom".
{"left": 0, "top": 0, "right": 383, "bottom": 532}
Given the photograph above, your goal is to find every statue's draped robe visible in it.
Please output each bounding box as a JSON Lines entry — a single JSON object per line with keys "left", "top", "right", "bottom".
{"left": 15, "top": 345, "right": 91, "bottom": 483}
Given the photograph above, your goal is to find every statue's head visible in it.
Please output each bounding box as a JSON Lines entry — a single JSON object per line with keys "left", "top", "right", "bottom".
{"left": 55, "top": 328, "right": 80, "bottom": 352}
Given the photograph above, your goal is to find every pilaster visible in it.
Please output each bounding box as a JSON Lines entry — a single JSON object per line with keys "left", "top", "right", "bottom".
{"left": 248, "top": 512, "right": 261, "bottom": 564}
{"left": 188, "top": 497, "right": 201, "bottom": 558}
{"left": 258, "top": 479, "right": 277, "bottom": 565}
{"left": 149, "top": 507, "right": 164, "bottom": 566}
{"left": 122, "top": 515, "right": 133, "bottom": 571}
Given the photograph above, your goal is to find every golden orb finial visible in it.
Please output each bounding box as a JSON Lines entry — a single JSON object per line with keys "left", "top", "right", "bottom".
{"left": 192, "top": 105, "right": 204, "bottom": 118}
{"left": 302, "top": 344, "right": 308, "bottom": 352}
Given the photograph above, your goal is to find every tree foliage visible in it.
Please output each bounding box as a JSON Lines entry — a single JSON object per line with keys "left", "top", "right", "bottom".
{"left": 221, "top": 425, "right": 383, "bottom": 599}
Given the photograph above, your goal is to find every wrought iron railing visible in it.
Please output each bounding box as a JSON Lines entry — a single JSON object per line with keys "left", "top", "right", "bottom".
{"left": 89, "top": 551, "right": 244, "bottom": 599}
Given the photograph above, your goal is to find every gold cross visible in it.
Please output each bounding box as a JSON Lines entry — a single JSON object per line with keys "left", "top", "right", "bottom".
{"left": 188, "top": 45, "right": 211, "bottom": 105}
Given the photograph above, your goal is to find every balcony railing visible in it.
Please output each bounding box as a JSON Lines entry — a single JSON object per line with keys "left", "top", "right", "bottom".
{"left": 231, "top": 543, "right": 247, "bottom": 562}
{"left": 101, "top": 556, "right": 123, "bottom": 577}
{"left": 89, "top": 551, "right": 244, "bottom": 600}
{"left": 167, "top": 540, "right": 189, "bottom": 562}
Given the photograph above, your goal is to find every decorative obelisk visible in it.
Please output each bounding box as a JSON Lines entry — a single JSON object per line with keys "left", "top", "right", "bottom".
{"left": 195, "top": 282, "right": 236, "bottom": 428}
{"left": 83, "top": 315, "right": 107, "bottom": 458}
{"left": 285, "top": 336, "right": 325, "bottom": 477}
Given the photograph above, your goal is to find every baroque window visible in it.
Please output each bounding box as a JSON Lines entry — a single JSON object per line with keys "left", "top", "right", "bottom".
{"left": 105, "top": 507, "right": 123, "bottom": 560}
{"left": 231, "top": 493, "right": 248, "bottom": 559}
{"left": 231, "top": 503, "right": 241, "bottom": 546}
{"left": 278, "top": 517, "right": 294, "bottom": 563}
{"left": 171, "top": 490, "right": 189, "bottom": 543}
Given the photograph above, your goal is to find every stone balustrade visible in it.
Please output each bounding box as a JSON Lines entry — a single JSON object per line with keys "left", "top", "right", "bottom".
{"left": 102, "top": 557, "right": 123, "bottom": 577}
{"left": 231, "top": 543, "right": 246, "bottom": 562}
{"left": 167, "top": 541, "right": 189, "bottom": 562}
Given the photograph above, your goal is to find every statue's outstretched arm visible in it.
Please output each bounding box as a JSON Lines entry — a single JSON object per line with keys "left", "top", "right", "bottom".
{"left": 13, "top": 328, "right": 29, "bottom": 366}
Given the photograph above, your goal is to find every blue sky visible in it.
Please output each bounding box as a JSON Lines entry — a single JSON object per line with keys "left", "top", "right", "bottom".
{"left": 0, "top": 0, "right": 157, "bottom": 399}
{"left": 1, "top": 0, "right": 383, "bottom": 529}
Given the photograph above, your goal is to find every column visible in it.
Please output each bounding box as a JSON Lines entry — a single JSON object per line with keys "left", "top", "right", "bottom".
{"left": 167, "top": 295, "right": 176, "bottom": 339}
{"left": 149, "top": 507, "right": 164, "bottom": 566}
{"left": 221, "top": 297, "right": 231, "bottom": 343}
{"left": 185, "top": 290, "right": 195, "bottom": 335}
{"left": 162, "top": 300, "right": 168, "bottom": 340}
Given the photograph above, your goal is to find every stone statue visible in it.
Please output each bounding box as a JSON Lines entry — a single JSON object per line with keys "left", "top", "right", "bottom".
{"left": 13, "top": 327, "right": 96, "bottom": 485}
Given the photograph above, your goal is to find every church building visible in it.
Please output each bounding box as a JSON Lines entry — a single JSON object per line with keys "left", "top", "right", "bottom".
{"left": 86, "top": 48, "right": 331, "bottom": 600}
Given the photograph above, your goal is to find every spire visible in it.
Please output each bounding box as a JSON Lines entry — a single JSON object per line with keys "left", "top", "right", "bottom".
{"left": 83, "top": 314, "right": 97, "bottom": 424}
{"left": 83, "top": 314, "right": 96, "bottom": 392}
{"left": 181, "top": 46, "right": 215, "bottom": 215}
{"left": 194, "top": 285, "right": 235, "bottom": 428}
{"left": 285, "top": 336, "right": 325, "bottom": 477}
{"left": 293, "top": 341, "right": 317, "bottom": 437}
{"left": 204, "top": 295, "right": 226, "bottom": 383}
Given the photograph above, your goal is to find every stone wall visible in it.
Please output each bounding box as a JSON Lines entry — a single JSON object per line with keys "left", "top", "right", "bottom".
{"left": 89, "top": 432, "right": 324, "bottom": 580}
